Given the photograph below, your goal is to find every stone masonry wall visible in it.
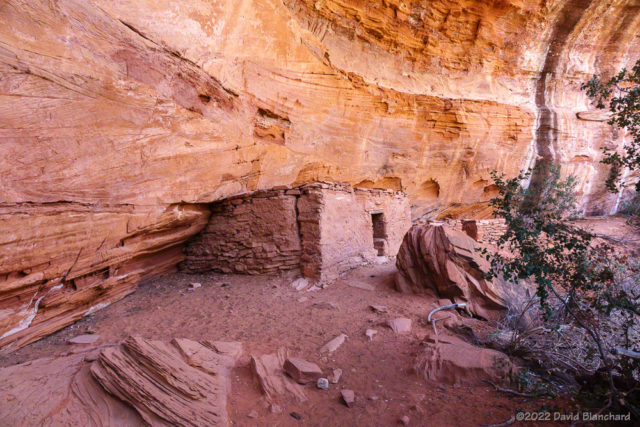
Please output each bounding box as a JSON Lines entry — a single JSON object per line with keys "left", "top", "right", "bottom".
{"left": 316, "top": 185, "right": 378, "bottom": 284}
{"left": 182, "top": 182, "right": 412, "bottom": 283}
{"left": 354, "top": 188, "right": 412, "bottom": 257}
{"left": 181, "top": 190, "right": 301, "bottom": 275}
{"left": 423, "top": 218, "right": 507, "bottom": 244}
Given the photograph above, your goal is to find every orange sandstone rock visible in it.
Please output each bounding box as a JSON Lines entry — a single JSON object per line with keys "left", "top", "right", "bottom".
{"left": 1, "top": 0, "right": 639, "bottom": 349}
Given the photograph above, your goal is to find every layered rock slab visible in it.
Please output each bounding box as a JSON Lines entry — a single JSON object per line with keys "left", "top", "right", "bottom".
{"left": 416, "top": 334, "right": 514, "bottom": 386}
{"left": 0, "top": 336, "right": 242, "bottom": 426}
{"left": 395, "top": 224, "right": 521, "bottom": 321}
{"left": 0, "top": 204, "right": 210, "bottom": 352}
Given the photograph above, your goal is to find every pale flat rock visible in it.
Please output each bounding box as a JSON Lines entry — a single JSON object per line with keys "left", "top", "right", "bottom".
{"left": 320, "top": 333, "right": 347, "bottom": 353}
{"left": 370, "top": 305, "right": 388, "bottom": 313}
{"left": 387, "top": 318, "right": 412, "bottom": 334}
{"left": 313, "top": 301, "right": 340, "bottom": 310}
{"left": 283, "top": 357, "right": 323, "bottom": 384}
{"left": 188, "top": 282, "right": 202, "bottom": 290}
{"left": 365, "top": 329, "right": 378, "bottom": 341}
{"left": 68, "top": 334, "right": 100, "bottom": 345}
{"left": 291, "top": 278, "right": 309, "bottom": 291}
{"left": 341, "top": 389, "right": 355, "bottom": 407}
{"left": 346, "top": 281, "right": 376, "bottom": 291}
{"left": 329, "top": 368, "right": 342, "bottom": 384}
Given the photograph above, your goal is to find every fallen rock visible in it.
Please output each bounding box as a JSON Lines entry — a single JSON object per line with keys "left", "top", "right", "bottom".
{"left": 269, "top": 404, "right": 282, "bottom": 414}
{"left": 370, "top": 305, "right": 388, "bottom": 313}
{"left": 0, "top": 335, "right": 242, "bottom": 426}
{"left": 387, "top": 318, "right": 412, "bottom": 334}
{"left": 416, "top": 333, "right": 514, "bottom": 385}
{"left": 252, "top": 351, "right": 307, "bottom": 402}
{"left": 297, "top": 296, "right": 309, "bottom": 303}
{"left": 313, "top": 301, "right": 340, "bottom": 310}
{"left": 346, "top": 281, "right": 375, "bottom": 291}
{"left": 68, "top": 334, "right": 100, "bottom": 345}
{"left": 374, "top": 256, "right": 390, "bottom": 264}
{"left": 400, "top": 415, "right": 410, "bottom": 425}
{"left": 248, "top": 410, "right": 258, "bottom": 419}
{"left": 365, "top": 329, "right": 378, "bottom": 341}
{"left": 320, "top": 333, "right": 348, "bottom": 353}
{"left": 291, "top": 278, "right": 309, "bottom": 291}
{"left": 329, "top": 368, "right": 342, "bottom": 384}
{"left": 290, "top": 412, "right": 302, "bottom": 420}
{"left": 394, "top": 224, "right": 518, "bottom": 321}
{"left": 188, "top": 282, "right": 201, "bottom": 291}
{"left": 316, "top": 377, "right": 329, "bottom": 390}
{"left": 283, "top": 357, "right": 323, "bottom": 385}
{"left": 341, "top": 389, "right": 355, "bottom": 407}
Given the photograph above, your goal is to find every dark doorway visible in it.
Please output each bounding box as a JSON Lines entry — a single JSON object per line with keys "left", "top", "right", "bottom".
{"left": 371, "top": 212, "right": 386, "bottom": 256}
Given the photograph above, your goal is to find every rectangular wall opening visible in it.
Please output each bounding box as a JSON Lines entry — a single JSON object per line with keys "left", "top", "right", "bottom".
{"left": 371, "top": 212, "right": 386, "bottom": 256}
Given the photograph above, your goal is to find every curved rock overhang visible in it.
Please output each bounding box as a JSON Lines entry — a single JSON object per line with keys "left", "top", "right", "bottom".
{"left": 0, "top": 0, "right": 639, "bottom": 349}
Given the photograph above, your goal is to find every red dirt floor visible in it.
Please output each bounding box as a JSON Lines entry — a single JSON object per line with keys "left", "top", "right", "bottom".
{"left": 0, "top": 261, "right": 583, "bottom": 426}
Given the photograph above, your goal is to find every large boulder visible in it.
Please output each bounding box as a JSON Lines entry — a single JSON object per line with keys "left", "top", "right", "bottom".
{"left": 395, "top": 223, "right": 516, "bottom": 321}
{"left": 416, "top": 333, "right": 514, "bottom": 386}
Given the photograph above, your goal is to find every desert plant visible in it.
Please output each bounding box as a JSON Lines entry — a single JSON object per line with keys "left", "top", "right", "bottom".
{"left": 583, "top": 59, "right": 640, "bottom": 193}
{"left": 484, "top": 163, "right": 640, "bottom": 415}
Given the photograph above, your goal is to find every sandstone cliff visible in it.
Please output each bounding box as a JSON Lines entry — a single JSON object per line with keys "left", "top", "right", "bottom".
{"left": 1, "top": 0, "right": 639, "bottom": 349}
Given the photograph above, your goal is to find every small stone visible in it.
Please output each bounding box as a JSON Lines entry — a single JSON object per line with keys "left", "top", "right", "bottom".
{"left": 312, "top": 301, "right": 340, "bottom": 310}
{"left": 368, "top": 395, "right": 379, "bottom": 401}
{"left": 188, "top": 282, "right": 201, "bottom": 290}
{"left": 221, "top": 282, "right": 231, "bottom": 287}
{"left": 68, "top": 334, "right": 99, "bottom": 345}
{"left": 269, "top": 404, "right": 282, "bottom": 414}
{"left": 341, "top": 389, "right": 355, "bottom": 407}
{"left": 297, "top": 296, "right": 308, "bottom": 303}
{"left": 329, "top": 368, "right": 342, "bottom": 384}
{"left": 283, "top": 357, "right": 323, "bottom": 384}
{"left": 320, "top": 333, "right": 347, "bottom": 353}
{"left": 290, "top": 412, "right": 302, "bottom": 420}
{"left": 85, "top": 326, "right": 97, "bottom": 334}
{"left": 370, "top": 305, "right": 388, "bottom": 313}
{"left": 316, "top": 377, "right": 329, "bottom": 390}
{"left": 365, "top": 329, "right": 378, "bottom": 341}
{"left": 400, "top": 415, "right": 410, "bottom": 425}
{"left": 247, "top": 410, "right": 258, "bottom": 419}
{"left": 291, "top": 278, "right": 309, "bottom": 291}
{"left": 388, "top": 318, "right": 412, "bottom": 334}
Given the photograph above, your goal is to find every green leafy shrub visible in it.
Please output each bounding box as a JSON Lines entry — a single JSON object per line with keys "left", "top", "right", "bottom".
{"left": 484, "top": 163, "right": 640, "bottom": 416}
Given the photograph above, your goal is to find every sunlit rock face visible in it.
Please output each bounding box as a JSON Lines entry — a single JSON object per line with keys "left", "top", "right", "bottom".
{"left": 1, "top": 0, "right": 639, "bottom": 349}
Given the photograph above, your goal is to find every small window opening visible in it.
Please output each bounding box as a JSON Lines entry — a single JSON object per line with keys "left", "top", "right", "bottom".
{"left": 371, "top": 212, "right": 387, "bottom": 256}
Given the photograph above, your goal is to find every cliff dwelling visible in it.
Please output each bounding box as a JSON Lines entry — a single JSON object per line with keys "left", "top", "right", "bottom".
{"left": 181, "top": 183, "right": 411, "bottom": 284}
{"left": 1, "top": 0, "right": 640, "bottom": 425}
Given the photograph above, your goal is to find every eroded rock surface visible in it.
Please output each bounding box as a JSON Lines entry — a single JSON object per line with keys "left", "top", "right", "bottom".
{"left": 416, "top": 334, "right": 514, "bottom": 386}
{"left": 0, "top": 336, "right": 242, "bottom": 426}
{"left": 1, "top": 0, "right": 639, "bottom": 349}
{"left": 395, "top": 224, "right": 521, "bottom": 320}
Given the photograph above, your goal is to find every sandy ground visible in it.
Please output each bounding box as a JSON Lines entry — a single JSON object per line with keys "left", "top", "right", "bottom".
{"left": 1, "top": 261, "right": 574, "bottom": 426}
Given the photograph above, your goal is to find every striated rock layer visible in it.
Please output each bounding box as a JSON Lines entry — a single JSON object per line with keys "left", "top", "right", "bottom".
{"left": 395, "top": 224, "right": 527, "bottom": 321}
{"left": 0, "top": 336, "right": 242, "bottom": 425}
{"left": 1, "top": 0, "right": 639, "bottom": 348}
